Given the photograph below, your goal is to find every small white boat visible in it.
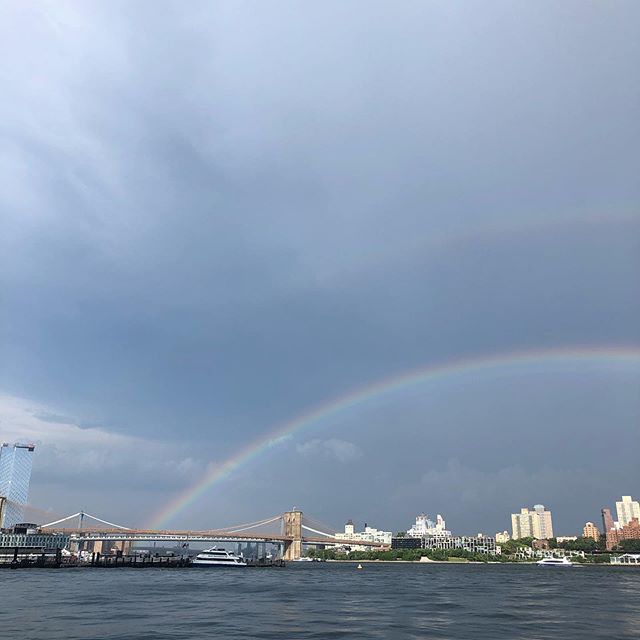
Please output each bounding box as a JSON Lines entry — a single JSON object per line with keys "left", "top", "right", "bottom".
{"left": 537, "top": 557, "right": 573, "bottom": 567}
{"left": 193, "top": 547, "right": 247, "bottom": 567}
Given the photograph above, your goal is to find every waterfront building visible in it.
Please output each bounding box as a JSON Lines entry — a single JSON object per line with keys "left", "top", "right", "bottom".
{"left": 0, "top": 530, "right": 69, "bottom": 549}
{"left": 511, "top": 504, "right": 554, "bottom": 540}
{"left": 610, "top": 554, "right": 640, "bottom": 565}
{"left": 495, "top": 531, "right": 511, "bottom": 544}
{"left": 421, "top": 534, "right": 498, "bottom": 555}
{"left": 555, "top": 536, "right": 577, "bottom": 544}
{"left": 391, "top": 536, "right": 422, "bottom": 550}
{"left": 606, "top": 517, "right": 640, "bottom": 551}
{"left": 334, "top": 520, "right": 392, "bottom": 549}
{"left": 0, "top": 443, "right": 35, "bottom": 529}
{"left": 407, "top": 513, "right": 450, "bottom": 538}
{"left": 583, "top": 522, "right": 600, "bottom": 541}
{"left": 615, "top": 496, "right": 640, "bottom": 528}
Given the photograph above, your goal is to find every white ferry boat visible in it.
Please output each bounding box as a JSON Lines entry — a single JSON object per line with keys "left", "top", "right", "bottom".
{"left": 193, "top": 548, "right": 247, "bottom": 567}
{"left": 536, "top": 557, "right": 573, "bottom": 567}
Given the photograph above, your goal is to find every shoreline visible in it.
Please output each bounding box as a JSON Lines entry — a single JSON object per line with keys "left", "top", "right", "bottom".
{"left": 319, "top": 559, "right": 634, "bottom": 566}
{"left": 326, "top": 559, "right": 500, "bottom": 565}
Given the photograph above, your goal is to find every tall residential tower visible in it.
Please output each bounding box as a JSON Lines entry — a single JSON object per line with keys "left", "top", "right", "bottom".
{"left": 601, "top": 507, "right": 615, "bottom": 534}
{"left": 615, "top": 496, "right": 640, "bottom": 527}
{"left": 511, "top": 504, "right": 554, "bottom": 540}
{"left": 0, "top": 443, "right": 35, "bottom": 529}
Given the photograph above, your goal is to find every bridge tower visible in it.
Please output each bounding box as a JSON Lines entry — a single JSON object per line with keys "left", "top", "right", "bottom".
{"left": 282, "top": 510, "right": 303, "bottom": 560}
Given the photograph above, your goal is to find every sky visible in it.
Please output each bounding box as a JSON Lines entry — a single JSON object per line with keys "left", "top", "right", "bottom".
{"left": 1, "top": 0, "right": 639, "bottom": 537}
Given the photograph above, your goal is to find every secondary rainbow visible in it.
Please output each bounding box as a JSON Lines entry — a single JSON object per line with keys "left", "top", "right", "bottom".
{"left": 148, "top": 345, "right": 640, "bottom": 528}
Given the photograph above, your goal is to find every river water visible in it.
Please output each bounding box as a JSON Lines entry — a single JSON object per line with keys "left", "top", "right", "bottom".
{"left": 1, "top": 563, "right": 638, "bottom": 639}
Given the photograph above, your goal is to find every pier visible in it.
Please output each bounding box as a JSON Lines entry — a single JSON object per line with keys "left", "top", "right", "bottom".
{"left": 0, "top": 544, "right": 289, "bottom": 570}
{"left": 0, "top": 547, "right": 68, "bottom": 569}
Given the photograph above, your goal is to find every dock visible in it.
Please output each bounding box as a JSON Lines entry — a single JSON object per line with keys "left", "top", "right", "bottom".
{"left": 89, "top": 552, "right": 192, "bottom": 568}
{"left": 0, "top": 547, "right": 286, "bottom": 569}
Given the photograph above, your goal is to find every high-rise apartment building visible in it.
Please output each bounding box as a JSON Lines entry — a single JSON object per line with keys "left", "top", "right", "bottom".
{"left": 511, "top": 504, "right": 554, "bottom": 540}
{"left": 583, "top": 521, "right": 600, "bottom": 541}
{"left": 615, "top": 496, "right": 640, "bottom": 528}
{"left": 0, "top": 443, "right": 35, "bottom": 529}
{"left": 601, "top": 507, "right": 615, "bottom": 534}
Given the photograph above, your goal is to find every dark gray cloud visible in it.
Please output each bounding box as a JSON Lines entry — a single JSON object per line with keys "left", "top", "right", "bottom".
{"left": 1, "top": 0, "right": 639, "bottom": 533}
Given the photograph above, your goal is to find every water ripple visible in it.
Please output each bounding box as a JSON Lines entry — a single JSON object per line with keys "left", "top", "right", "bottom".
{"left": 0, "top": 564, "right": 638, "bottom": 639}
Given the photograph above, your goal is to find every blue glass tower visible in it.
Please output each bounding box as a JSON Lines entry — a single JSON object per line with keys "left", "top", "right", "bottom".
{"left": 0, "top": 443, "right": 35, "bottom": 529}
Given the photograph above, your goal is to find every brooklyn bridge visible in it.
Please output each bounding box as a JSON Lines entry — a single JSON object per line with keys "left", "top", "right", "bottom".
{"left": 36, "top": 509, "right": 385, "bottom": 560}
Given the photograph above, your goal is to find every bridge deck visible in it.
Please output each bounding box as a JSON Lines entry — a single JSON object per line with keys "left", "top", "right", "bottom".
{"left": 44, "top": 529, "right": 384, "bottom": 547}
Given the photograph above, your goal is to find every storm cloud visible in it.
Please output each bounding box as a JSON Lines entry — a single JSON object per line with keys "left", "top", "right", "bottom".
{"left": 1, "top": 1, "right": 639, "bottom": 534}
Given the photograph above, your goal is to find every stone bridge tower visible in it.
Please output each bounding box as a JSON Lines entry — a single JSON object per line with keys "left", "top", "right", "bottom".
{"left": 282, "top": 510, "right": 303, "bottom": 560}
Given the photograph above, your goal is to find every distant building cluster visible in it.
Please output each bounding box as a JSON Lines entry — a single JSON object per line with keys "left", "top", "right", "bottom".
{"left": 602, "top": 496, "right": 640, "bottom": 551}
{"left": 334, "top": 520, "right": 392, "bottom": 549}
{"left": 358, "top": 497, "right": 640, "bottom": 559}
{"left": 406, "top": 513, "right": 450, "bottom": 538}
{"left": 389, "top": 512, "right": 498, "bottom": 555}
{"left": 502, "top": 495, "right": 640, "bottom": 555}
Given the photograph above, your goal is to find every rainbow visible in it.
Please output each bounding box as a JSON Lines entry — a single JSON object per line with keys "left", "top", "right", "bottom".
{"left": 148, "top": 345, "right": 640, "bottom": 528}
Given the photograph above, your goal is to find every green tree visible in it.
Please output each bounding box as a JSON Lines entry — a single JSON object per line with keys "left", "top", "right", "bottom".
{"left": 500, "top": 538, "right": 533, "bottom": 556}
{"left": 559, "top": 537, "right": 597, "bottom": 552}
{"left": 619, "top": 539, "right": 640, "bottom": 553}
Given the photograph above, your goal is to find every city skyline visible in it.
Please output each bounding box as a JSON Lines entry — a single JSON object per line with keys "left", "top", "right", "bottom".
{"left": 0, "top": 1, "right": 639, "bottom": 534}
{"left": 7, "top": 447, "right": 638, "bottom": 541}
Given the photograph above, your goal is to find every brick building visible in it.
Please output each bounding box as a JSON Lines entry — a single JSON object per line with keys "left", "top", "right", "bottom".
{"left": 606, "top": 517, "right": 640, "bottom": 551}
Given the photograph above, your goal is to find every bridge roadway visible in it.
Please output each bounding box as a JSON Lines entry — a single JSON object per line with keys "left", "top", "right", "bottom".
{"left": 58, "top": 528, "right": 292, "bottom": 545}
{"left": 52, "top": 528, "right": 385, "bottom": 549}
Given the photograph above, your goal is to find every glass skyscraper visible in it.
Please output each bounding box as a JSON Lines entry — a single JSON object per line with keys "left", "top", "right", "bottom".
{"left": 0, "top": 443, "right": 35, "bottom": 529}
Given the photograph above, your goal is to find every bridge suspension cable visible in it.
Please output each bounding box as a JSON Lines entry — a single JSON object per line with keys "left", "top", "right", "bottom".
{"left": 202, "top": 514, "right": 283, "bottom": 533}
{"left": 40, "top": 512, "right": 83, "bottom": 528}
{"left": 301, "top": 524, "right": 337, "bottom": 538}
{"left": 302, "top": 514, "right": 338, "bottom": 536}
{"left": 223, "top": 515, "right": 282, "bottom": 534}
{"left": 41, "top": 512, "right": 130, "bottom": 530}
